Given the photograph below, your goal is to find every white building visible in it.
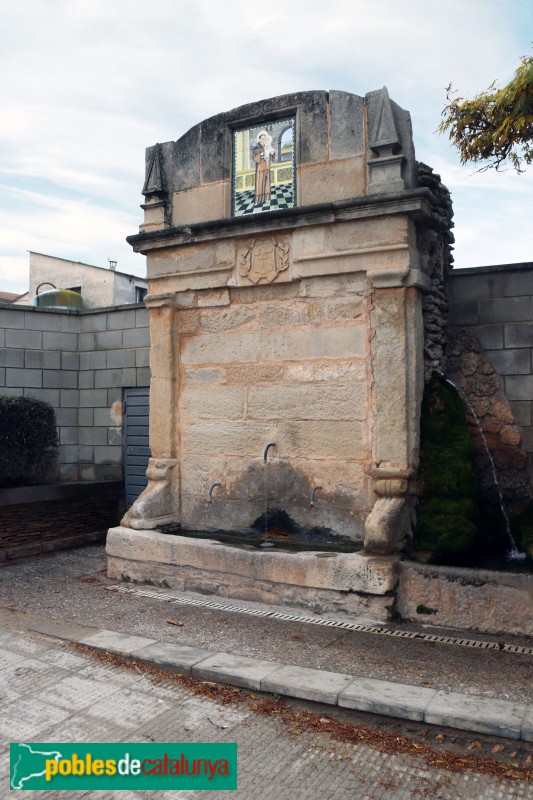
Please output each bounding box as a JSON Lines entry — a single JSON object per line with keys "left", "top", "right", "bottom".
{"left": 14, "top": 252, "right": 148, "bottom": 308}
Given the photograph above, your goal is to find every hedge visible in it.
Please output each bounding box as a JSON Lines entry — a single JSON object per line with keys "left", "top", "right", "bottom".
{"left": 0, "top": 396, "right": 59, "bottom": 486}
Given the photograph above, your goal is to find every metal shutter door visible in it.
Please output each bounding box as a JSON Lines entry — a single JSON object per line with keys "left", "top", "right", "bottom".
{"left": 124, "top": 387, "right": 151, "bottom": 509}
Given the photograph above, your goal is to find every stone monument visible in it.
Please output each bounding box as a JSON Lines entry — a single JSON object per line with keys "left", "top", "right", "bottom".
{"left": 107, "top": 88, "right": 452, "bottom": 617}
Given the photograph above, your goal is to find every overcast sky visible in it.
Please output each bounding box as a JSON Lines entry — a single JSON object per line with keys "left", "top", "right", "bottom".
{"left": 0, "top": 0, "right": 531, "bottom": 295}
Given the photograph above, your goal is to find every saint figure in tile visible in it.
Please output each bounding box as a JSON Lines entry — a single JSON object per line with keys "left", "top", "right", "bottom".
{"left": 252, "top": 130, "right": 276, "bottom": 206}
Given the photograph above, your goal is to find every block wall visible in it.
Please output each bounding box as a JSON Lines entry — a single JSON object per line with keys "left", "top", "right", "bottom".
{"left": 78, "top": 307, "right": 150, "bottom": 481}
{"left": 0, "top": 303, "right": 150, "bottom": 482}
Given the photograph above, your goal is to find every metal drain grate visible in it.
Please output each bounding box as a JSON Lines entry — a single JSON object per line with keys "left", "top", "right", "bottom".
{"left": 107, "top": 585, "right": 533, "bottom": 655}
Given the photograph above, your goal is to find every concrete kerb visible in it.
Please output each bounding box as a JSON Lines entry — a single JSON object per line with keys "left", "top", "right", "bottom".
{"left": 28, "top": 621, "right": 532, "bottom": 741}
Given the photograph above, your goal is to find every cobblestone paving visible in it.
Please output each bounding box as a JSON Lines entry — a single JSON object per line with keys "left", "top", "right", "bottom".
{"left": 1, "top": 627, "right": 532, "bottom": 799}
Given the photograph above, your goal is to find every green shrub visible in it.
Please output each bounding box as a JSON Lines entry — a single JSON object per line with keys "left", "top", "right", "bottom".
{"left": 415, "top": 374, "right": 482, "bottom": 565}
{"left": 0, "top": 396, "right": 59, "bottom": 486}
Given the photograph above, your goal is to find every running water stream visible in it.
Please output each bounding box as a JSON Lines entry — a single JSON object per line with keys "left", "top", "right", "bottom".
{"left": 261, "top": 443, "right": 276, "bottom": 547}
{"left": 445, "top": 378, "right": 526, "bottom": 561}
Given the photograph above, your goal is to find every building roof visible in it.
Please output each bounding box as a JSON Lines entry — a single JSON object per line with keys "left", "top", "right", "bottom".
{"left": 28, "top": 251, "right": 147, "bottom": 283}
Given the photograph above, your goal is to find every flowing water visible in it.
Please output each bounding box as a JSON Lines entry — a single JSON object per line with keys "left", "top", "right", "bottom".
{"left": 445, "top": 378, "right": 526, "bottom": 561}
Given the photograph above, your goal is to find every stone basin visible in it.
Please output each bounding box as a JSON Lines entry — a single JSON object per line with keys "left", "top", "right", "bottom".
{"left": 106, "top": 526, "right": 399, "bottom": 620}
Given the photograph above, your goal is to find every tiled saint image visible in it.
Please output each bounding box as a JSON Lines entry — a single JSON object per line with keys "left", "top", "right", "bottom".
{"left": 233, "top": 118, "right": 295, "bottom": 216}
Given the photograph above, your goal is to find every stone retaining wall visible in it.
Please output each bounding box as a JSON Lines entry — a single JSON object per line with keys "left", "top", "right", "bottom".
{"left": 397, "top": 559, "right": 533, "bottom": 637}
{"left": 0, "top": 482, "right": 121, "bottom": 562}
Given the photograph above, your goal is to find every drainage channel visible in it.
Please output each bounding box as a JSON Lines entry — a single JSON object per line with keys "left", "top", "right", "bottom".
{"left": 107, "top": 585, "right": 533, "bottom": 655}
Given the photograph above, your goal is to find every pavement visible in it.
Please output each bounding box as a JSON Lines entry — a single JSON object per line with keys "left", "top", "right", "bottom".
{"left": 0, "top": 545, "right": 532, "bottom": 746}
{"left": 2, "top": 623, "right": 533, "bottom": 799}
{"left": 22, "top": 617, "right": 533, "bottom": 743}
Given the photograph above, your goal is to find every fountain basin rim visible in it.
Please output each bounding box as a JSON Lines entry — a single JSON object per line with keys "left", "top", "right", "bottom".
{"left": 106, "top": 526, "right": 399, "bottom": 596}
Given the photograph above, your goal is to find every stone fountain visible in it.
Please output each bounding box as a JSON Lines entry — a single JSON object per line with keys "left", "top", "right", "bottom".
{"left": 107, "top": 88, "right": 453, "bottom": 620}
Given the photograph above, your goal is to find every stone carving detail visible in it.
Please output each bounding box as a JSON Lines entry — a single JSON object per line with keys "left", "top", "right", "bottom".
{"left": 364, "top": 496, "right": 410, "bottom": 555}
{"left": 238, "top": 238, "right": 290, "bottom": 284}
{"left": 373, "top": 478, "right": 408, "bottom": 497}
{"left": 365, "top": 465, "right": 414, "bottom": 553}
{"left": 142, "top": 144, "right": 167, "bottom": 198}
{"left": 121, "top": 458, "right": 177, "bottom": 530}
{"left": 367, "top": 86, "right": 404, "bottom": 195}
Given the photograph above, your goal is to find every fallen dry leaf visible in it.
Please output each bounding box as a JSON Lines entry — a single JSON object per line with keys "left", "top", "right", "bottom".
{"left": 71, "top": 643, "right": 533, "bottom": 785}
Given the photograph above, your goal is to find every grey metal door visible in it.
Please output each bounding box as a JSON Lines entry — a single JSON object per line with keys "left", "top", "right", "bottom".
{"left": 124, "top": 387, "right": 151, "bottom": 509}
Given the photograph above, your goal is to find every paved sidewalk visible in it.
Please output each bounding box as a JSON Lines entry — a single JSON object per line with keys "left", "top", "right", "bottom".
{"left": 27, "top": 618, "right": 533, "bottom": 742}
{"left": 1, "top": 623, "right": 533, "bottom": 799}
{"left": 1, "top": 546, "right": 532, "bottom": 743}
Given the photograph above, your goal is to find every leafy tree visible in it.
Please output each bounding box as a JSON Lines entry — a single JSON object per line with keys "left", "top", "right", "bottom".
{"left": 439, "top": 53, "right": 533, "bottom": 172}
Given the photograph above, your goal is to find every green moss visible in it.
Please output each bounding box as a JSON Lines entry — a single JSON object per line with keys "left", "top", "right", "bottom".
{"left": 415, "top": 374, "right": 482, "bottom": 566}
{"left": 510, "top": 507, "right": 533, "bottom": 555}
{"left": 416, "top": 605, "right": 437, "bottom": 615}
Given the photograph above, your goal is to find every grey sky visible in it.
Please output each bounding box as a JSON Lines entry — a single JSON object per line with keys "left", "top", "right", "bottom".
{"left": 0, "top": 0, "right": 531, "bottom": 294}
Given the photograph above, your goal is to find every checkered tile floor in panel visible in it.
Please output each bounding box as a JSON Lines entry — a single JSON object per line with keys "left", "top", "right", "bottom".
{"left": 234, "top": 183, "right": 294, "bottom": 216}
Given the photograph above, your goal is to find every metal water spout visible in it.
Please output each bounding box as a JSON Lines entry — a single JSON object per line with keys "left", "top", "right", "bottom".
{"left": 208, "top": 482, "right": 222, "bottom": 503}
{"left": 309, "top": 486, "right": 322, "bottom": 506}
{"left": 263, "top": 442, "right": 276, "bottom": 463}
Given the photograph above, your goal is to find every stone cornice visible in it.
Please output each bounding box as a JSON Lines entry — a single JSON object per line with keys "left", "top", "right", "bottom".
{"left": 127, "top": 188, "right": 437, "bottom": 254}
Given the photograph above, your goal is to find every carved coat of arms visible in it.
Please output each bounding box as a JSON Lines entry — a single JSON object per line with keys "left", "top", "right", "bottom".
{"left": 238, "top": 238, "right": 290, "bottom": 284}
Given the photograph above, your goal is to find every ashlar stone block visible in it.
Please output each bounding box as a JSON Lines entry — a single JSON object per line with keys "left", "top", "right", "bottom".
{"left": 181, "top": 386, "right": 244, "bottom": 420}
{"left": 247, "top": 383, "right": 367, "bottom": 422}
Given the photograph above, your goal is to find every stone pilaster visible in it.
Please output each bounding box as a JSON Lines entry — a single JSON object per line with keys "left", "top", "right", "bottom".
{"left": 121, "top": 296, "right": 179, "bottom": 528}
{"left": 364, "top": 266, "right": 425, "bottom": 553}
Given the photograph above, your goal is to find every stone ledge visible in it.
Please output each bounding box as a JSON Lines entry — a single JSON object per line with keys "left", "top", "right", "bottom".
{"left": 131, "top": 642, "right": 215, "bottom": 674}
{"left": 338, "top": 677, "right": 436, "bottom": 722}
{"left": 191, "top": 652, "right": 280, "bottom": 690}
{"left": 397, "top": 560, "right": 533, "bottom": 638}
{"left": 78, "top": 629, "right": 157, "bottom": 655}
{"left": 0, "top": 480, "right": 122, "bottom": 507}
{"left": 424, "top": 690, "right": 526, "bottom": 740}
{"left": 127, "top": 189, "right": 436, "bottom": 253}
{"left": 1, "top": 532, "right": 107, "bottom": 563}
{"left": 106, "top": 556, "right": 392, "bottom": 618}
{"left": 262, "top": 664, "right": 353, "bottom": 705}
{"left": 106, "top": 527, "right": 398, "bottom": 595}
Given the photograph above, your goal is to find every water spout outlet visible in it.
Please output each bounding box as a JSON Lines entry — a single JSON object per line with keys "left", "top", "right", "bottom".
{"left": 263, "top": 442, "right": 276, "bottom": 463}
{"left": 310, "top": 486, "right": 323, "bottom": 506}
{"left": 208, "top": 482, "right": 222, "bottom": 503}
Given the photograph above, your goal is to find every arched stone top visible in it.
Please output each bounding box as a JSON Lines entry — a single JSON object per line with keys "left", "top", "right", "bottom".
{"left": 141, "top": 88, "right": 418, "bottom": 231}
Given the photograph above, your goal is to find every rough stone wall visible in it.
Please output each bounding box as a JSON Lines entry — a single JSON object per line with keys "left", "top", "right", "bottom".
{"left": 416, "top": 163, "right": 454, "bottom": 381}
{"left": 0, "top": 303, "right": 150, "bottom": 482}
{"left": 177, "top": 274, "right": 372, "bottom": 540}
{"left": 446, "top": 328, "right": 530, "bottom": 512}
{"left": 448, "top": 263, "right": 533, "bottom": 501}
{"left": 397, "top": 560, "right": 533, "bottom": 637}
